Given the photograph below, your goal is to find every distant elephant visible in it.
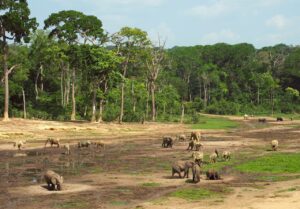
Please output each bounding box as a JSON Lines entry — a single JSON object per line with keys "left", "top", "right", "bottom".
{"left": 45, "top": 138, "right": 60, "bottom": 148}
{"left": 206, "top": 169, "right": 220, "bottom": 180}
{"left": 162, "top": 136, "right": 173, "bottom": 148}
{"left": 78, "top": 140, "right": 91, "bottom": 148}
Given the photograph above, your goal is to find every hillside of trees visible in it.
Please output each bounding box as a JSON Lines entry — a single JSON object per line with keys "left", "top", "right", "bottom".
{"left": 1, "top": 1, "right": 300, "bottom": 122}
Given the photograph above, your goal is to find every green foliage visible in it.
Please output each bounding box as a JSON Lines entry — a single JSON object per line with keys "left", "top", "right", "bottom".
{"left": 205, "top": 100, "right": 241, "bottom": 115}
{"left": 44, "top": 10, "right": 105, "bottom": 44}
{"left": 236, "top": 153, "right": 300, "bottom": 174}
{"left": 0, "top": 0, "right": 38, "bottom": 43}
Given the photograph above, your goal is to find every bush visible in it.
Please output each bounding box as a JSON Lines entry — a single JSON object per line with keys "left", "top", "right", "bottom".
{"left": 205, "top": 100, "right": 240, "bottom": 115}
{"left": 123, "top": 110, "right": 144, "bottom": 122}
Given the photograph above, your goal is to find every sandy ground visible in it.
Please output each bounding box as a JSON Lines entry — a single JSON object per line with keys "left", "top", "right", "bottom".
{"left": 0, "top": 117, "right": 300, "bottom": 209}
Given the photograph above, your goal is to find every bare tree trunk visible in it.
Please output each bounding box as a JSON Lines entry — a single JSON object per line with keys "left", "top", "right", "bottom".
{"left": 203, "top": 83, "right": 208, "bottom": 108}
{"left": 84, "top": 106, "right": 87, "bottom": 117}
{"left": 61, "top": 68, "right": 64, "bottom": 107}
{"left": 98, "top": 99, "right": 103, "bottom": 123}
{"left": 150, "top": 81, "right": 156, "bottom": 121}
{"left": 131, "top": 81, "right": 136, "bottom": 113}
{"left": 146, "top": 83, "right": 150, "bottom": 120}
{"left": 91, "top": 89, "right": 97, "bottom": 122}
{"left": 180, "top": 103, "right": 185, "bottom": 124}
{"left": 22, "top": 88, "right": 26, "bottom": 119}
{"left": 120, "top": 82, "right": 125, "bottom": 123}
{"left": 66, "top": 66, "right": 70, "bottom": 105}
{"left": 70, "top": 68, "right": 76, "bottom": 121}
{"left": 199, "top": 77, "right": 202, "bottom": 99}
{"left": 119, "top": 59, "right": 128, "bottom": 124}
{"left": 40, "top": 65, "right": 44, "bottom": 92}
{"left": 3, "top": 39, "right": 9, "bottom": 121}
{"left": 257, "top": 87, "right": 260, "bottom": 105}
{"left": 34, "top": 71, "right": 39, "bottom": 100}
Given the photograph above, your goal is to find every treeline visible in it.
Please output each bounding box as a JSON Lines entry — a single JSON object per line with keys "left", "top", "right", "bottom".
{"left": 1, "top": 1, "right": 300, "bottom": 122}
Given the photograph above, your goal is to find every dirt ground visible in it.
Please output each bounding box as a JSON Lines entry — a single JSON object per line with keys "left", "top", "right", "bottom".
{"left": 1, "top": 117, "right": 300, "bottom": 209}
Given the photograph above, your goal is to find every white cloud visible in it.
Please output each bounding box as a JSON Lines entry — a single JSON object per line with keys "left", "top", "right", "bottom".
{"left": 187, "top": 1, "right": 231, "bottom": 17}
{"left": 266, "top": 15, "right": 288, "bottom": 29}
{"left": 186, "top": 0, "right": 285, "bottom": 18}
{"left": 91, "top": 0, "right": 165, "bottom": 7}
{"left": 200, "top": 29, "right": 240, "bottom": 44}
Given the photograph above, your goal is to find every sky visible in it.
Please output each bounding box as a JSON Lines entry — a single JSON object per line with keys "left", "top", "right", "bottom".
{"left": 28, "top": 0, "right": 300, "bottom": 48}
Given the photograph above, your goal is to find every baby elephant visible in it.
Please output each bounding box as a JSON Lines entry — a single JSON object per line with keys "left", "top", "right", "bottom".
{"left": 276, "top": 117, "right": 283, "bottom": 122}
{"left": 45, "top": 138, "right": 60, "bottom": 148}
{"left": 63, "top": 143, "right": 70, "bottom": 155}
{"left": 258, "top": 118, "right": 267, "bottom": 123}
{"left": 94, "top": 142, "right": 105, "bottom": 149}
{"left": 44, "top": 170, "right": 64, "bottom": 191}
{"left": 162, "top": 136, "right": 173, "bottom": 148}
{"left": 206, "top": 169, "right": 221, "bottom": 180}
{"left": 192, "top": 163, "right": 201, "bottom": 183}
{"left": 13, "top": 140, "right": 26, "bottom": 150}
{"left": 172, "top": 160, "right": 195, "bottom": 178}
{"left": 78, "top": 140, "right": 91, "bottom": 148}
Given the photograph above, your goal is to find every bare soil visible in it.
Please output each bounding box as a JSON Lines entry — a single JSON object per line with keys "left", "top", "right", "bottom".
{"left": 0, "top": 117, "right": 300, "bottom": 209}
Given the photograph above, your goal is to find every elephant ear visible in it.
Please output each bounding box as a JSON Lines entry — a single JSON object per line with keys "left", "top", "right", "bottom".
{"left": 51, "top": 177, "right": 57, "bottom": 185}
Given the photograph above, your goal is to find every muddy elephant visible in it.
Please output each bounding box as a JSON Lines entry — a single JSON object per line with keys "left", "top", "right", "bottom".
{"left": 206, "top": 169, "right": 220, "bottom": 180}
{"left": 162, "top": 136, "right": 173, "bottom": 148}
{"left": 192, "top": 164, "right": 201, "bottom": 183}
{"left": 78, "top": 140, "right": 91, "bottom": 148}
{"left": 45, "top": 138, "right": 60, "bottom": 148}
{"left": 44, "top": 170, "right": 64, "bottom": 191}
{"left": 172, "top": 160, "right": 195, "bottom": 178}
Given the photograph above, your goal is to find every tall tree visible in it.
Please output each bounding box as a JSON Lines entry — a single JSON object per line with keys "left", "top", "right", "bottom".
{"left": 44, "top": 10, "right": 105, "bottom": 120}
{"left": 0, "top": 0, "right": 37, "bottom": 120}
{"left": 146, "top": 39, "right": 165, "bottom": 121}
{"left": 112, "top": 27, "right": 150, "bottom": 123}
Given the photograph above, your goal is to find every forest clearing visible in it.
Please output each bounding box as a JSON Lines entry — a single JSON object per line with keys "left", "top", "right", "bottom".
{"left": 1, "top": 115, "right": 300, "bottom": 209}
{"left": 1, "top": 1, "right": 300, "bottom": 209}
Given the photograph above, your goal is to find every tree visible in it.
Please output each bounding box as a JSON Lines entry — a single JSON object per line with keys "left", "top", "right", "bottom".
{"left": 84, "top": 46, "right": 122, "bottom": 122}
{"left": 44, "top": 10, "right": 105, "bottom": 120}
{"left": 146, "top": 38, "right": 165, "bottom": 121}
{"left": 0, "top": 0, "right": 37, "bottom": 120}
{"left": 112, "top": 27, "right": 150, "bottom": 123}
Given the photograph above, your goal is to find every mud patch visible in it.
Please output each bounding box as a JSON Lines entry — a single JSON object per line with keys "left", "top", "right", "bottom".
{"left": 8, "top": 183, "right": 96, "bottom": 196}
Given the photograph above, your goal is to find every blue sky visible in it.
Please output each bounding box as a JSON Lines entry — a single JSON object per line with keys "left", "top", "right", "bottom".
{"left": 28, "top": 0, "right": 300, "bottom": 48}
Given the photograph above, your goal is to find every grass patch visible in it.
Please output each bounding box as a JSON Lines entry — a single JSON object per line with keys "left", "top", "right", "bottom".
{"left": 141, "top": 182, "right": 161, "bottom": 187}
{"left": 236, "top": 153, "right": 300, "bottom": 174}
{"left": 255, "top": 175, "right": 300, "bottom": 182}
{"left": 110, "top": 200, "right": 129, "bottom": 206}
{"left": 277, "top": 186, "right": 300, "bottom": 193}
{"left": 170, "top": 188, "right": 219, "bottom": 200}
{"left": 55, "top": 200, "right": 88, "bottom": 208}
{"left": 202, "top": 154, "right": 238, "bottom": 172}
{"left": 190, "top": 115, "right": 239, "bottom": 130}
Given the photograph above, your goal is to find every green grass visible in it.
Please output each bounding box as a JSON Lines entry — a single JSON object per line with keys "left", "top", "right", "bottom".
{"left": 190, "top": 116, "right": 239, "bottom": 130}
{"left": 110, "top": 201, "right": 129, "bottom": 206}
{"left": 255, "top": 175, "right": 300, "bottom": 182}
{"left": 141, "top": 182, "right": 161, "bottom": 187}
{"left": 202, "top": 154, "right": 238, "bottom": 172}
{"left": 236, "top": 153, "right": 300, "bottom": 174}
{"left": 277, "top": 186, "right": 300, "bottom": 193}
{"left": 170, "top": 188, "right": 219, "bottom": 200}
{"left": 55, "top": 200, "right": 88, "bottom": 208}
